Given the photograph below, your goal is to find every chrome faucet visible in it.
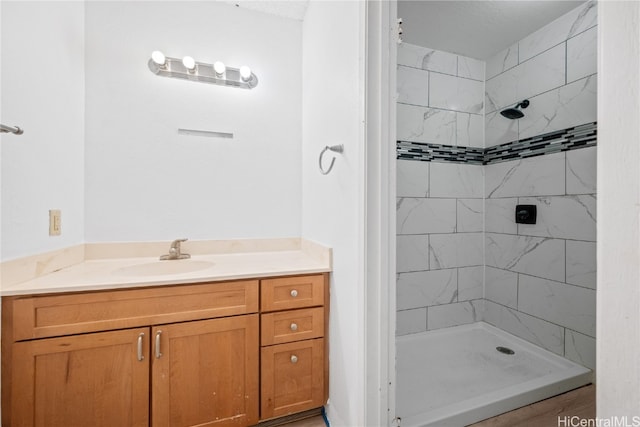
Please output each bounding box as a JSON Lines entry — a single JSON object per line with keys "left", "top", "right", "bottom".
{"left": 160, "top": 238, "right": 191, "bottom": 260}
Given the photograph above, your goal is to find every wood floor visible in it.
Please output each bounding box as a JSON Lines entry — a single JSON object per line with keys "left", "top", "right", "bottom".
{"left": 281, "top": 384, "right": 595, "bottom": 427}
{"left": 470, "top": 384, "right": 595, "bottom": 427}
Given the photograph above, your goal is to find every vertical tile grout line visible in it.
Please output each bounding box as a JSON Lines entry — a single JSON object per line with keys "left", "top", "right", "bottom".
{"left": 565, "top": 41, "right": 568, "bottom": 85}
{"left": 427, "top": 71, "right": 431, "bottom": 108}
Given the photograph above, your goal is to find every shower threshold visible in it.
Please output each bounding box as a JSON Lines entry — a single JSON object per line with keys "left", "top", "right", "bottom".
{"left": 395, "top": 322, "right": 591, "bottom": 427}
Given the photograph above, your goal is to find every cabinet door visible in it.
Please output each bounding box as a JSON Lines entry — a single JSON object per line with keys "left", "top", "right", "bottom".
{"left": 152, "top": 314, "right": 259, "bottom": 427}
{"left": 261, "top": 338, "right": 324, "bottom": 419}
{"left": 11, "top": 328, "right": 150, "bottom": 427}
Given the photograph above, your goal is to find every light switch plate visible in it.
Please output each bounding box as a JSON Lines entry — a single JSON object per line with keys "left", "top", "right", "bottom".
{"left": 49, "top": 209, "right": 61, "bottom": 236}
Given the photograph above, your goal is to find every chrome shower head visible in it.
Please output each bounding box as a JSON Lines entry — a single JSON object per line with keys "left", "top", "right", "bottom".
{"left": 500, "top": 99, "right": 530, "bottom": 119}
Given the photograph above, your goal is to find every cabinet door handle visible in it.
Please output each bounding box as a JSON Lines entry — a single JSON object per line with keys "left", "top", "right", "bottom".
{"left": 137, "top": 333, "right": 145, "bottom": 361}
{"left": 290, "top": 323, "right": 298, "bottom": 331}
{"left": 290, "top": 289, "right": 298, "bottom": 298}
{"left": 155, "top": 330, "right": 163, "bottom": 359}
{"left": 290, "top": 354, "right": 298, "bottom": 364}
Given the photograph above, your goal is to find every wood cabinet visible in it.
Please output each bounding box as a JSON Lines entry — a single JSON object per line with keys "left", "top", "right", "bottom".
{"left": 259, "top": 275, "right": 328, "bottom": 420}
{"left": 11, "top": 328, "right": 150, "bottom": 427}
{"left": 151, "top": 316, "right": 258, "bottom": 427}
{"left": 2, "top": 273, "right": 328, "bottom": 427}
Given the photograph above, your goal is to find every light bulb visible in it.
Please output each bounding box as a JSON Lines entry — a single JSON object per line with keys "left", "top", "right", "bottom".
{"left": 213, "top": 61, "right": 226, "bottom": 77}
{"left": 239, "top": 66, "right": 252, "bottom": 82}
{"left": 151, "top": 51, "right": 166, "bottom": 67}
{"left": 182, "top": 56, "right": 196, "bottom": 72}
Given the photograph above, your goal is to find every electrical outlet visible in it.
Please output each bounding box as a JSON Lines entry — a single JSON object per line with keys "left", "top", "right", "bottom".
{"left": 49, "top": 210, "right": 61, "bottom": 236}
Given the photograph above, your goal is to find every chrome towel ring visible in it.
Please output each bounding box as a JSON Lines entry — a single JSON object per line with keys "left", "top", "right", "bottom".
{"left": 319, "top": 144, "right": 344, "bottom": 175}
{"left": 0, "top": 124, "right": 23, "bottom": 135}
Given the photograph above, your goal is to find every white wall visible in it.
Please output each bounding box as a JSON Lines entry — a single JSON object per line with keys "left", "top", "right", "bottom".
{"left": 0, "top": 1, "right": 85, "bottom": 261}
{"left": 84, "top": 1, "right": 302, "bottom": 242}
{"left": 301, "top": 1, "right": 365, "bottom": 425}
{"left": 597, "top": 1, "right": 640, "bottom": 416}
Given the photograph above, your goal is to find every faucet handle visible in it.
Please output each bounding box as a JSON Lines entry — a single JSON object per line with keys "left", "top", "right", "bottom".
{"left": 160, "top": 238, "right": 190, "bottom": 260}
{"left": 170, "top": 238, "right": 188, "bottom": 247}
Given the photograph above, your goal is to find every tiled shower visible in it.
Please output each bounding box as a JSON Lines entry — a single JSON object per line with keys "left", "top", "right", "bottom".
{"left": 396, "top": 0, "right": 597, "bottom": 370}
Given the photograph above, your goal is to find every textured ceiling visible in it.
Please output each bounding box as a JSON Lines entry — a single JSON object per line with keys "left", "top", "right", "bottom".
{"left": 398, "top": 1, "right": 588, "bottom": 59}
{"left": 222, "top": 0, "right": 309, "bottom": 21}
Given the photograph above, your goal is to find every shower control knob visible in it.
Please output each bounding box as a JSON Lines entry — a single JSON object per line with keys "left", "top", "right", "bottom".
{"left": 290, "top": 355, "right": 298, "bottom": 364}
{"left": 290, "top": 323, "right": 298, "bottom": 331}
{"left": 290, "top": 289, "right": 298, "bottom": 298}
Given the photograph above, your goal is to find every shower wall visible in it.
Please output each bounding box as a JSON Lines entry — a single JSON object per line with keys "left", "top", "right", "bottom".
{"left": 483, "top": 1, "right": 597, "bottom": 369}
{"left": 396, "top": 44, "right": 485, "bottom": 335}
{"left": 395, "top": 1, "right": 597, "bottom": 370}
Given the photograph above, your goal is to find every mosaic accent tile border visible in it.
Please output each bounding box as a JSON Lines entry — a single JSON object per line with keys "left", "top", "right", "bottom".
{"left": 397, "top": 122, "right": 597, "bottom": 165}
{"left": 396, "top": 141, "right": 485, "bottom": 164}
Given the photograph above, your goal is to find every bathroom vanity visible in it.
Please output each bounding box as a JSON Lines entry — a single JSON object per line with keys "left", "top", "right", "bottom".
{"left": 0, "top": 241, "right": 330, "bottom": 427}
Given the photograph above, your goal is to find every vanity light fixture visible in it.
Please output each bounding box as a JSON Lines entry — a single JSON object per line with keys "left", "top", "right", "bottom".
{"left": 148, "top": 51, "right": 258, "bottom": 89}
{"left": 182, "top": 56, "right": 196, "bottom": 73}
{"left": 151, "top": 50, "right": 167, "bottom": 68}
{"left": 213, "top": 61, "right": 226, "bottom": 77}
{"left": 239, "top": 66, "right": 252, "bottom": 82}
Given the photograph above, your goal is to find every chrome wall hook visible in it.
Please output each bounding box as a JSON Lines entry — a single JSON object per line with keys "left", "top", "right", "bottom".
{"left": 319, "top": 144, "right": 344, "bottom": 175}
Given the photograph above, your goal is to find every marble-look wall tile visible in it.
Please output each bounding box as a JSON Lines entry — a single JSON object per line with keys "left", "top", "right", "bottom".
{"left": 397, "top": 198, "right": 456, "bottom": 235}
{"left": 485, "top": 152, "right": 565, "bottom": 198}
{"left": 485, "top": 44, "right": 565, "bottom": 114}
{"left": 397, "top": 159, "right": 429, "bottom": 197}
{"left": 486, "top": 43, "right": 518, "bottom": 80}
{"left": 457, "top": 199, "right": 483, "bottom": 232}
{"left": 428, "top": 300, "right": 483, "bottom": 330}
{"left": 430, "top": 233, "right": 484, "bottom": 269}
{"left": 485, "top": 266, "right": 518, "bottom": 309}
{"left": 518, "top": 195, "right": 597, "bottom": 241}
{"left": 518, "top": 274, "right": 596, "bottom": 337}
{"left": 431, "top": 163, "right": 484, "bottom": 198}
{"left": 397, "top": 104, "right": 456, "bottom": 145}
{"left": 458, "top": 266, "right": 484, "bottom": 301}
{"left": 397, "top": 66, "right": 429, "bottom": 106}
{"left": 397, "top": 308, "right": 427, "bottom": 335}
{"left": 567, "top": 26, "right": 597, "bottom": 83}
{"left": 485, "top": 198, "right": 518, "bottom": 234}
{"left": 456, "top": 113, "right": 484, "bottom": 148}
{"left": 518, "top": 1, "right": 597, "bottom": 63}
{"left": 397, "top": 42, "right": 457, "bottom": 75}
{"left": 485, "top": 233, "right": 565, "bottom": 282}
{"left": 565, "top": 329, "right": 596, "bottom": 369}
{"left": 566, "top": 240, "right": 596, "bottom": 289}
{"left": 519, "top": 75, "right": 597, "bottom": 140}
{"left": 457, "top": 56, "right": 484, "bottom": 81}
{"left": 566, "top": 146, "right": 597, "bottom": 195}
{"left": 396, "top": 235, "right": 430, "bottom": 273}
{"left": 397, "top": 269, "right": 458, "bottom": 310}
{"left": 485, "top": 110, "right": 518, "bottom": 147}
{"left": 484, "top": 300, "right": 565, "bottom": 355}
{"left": 430, "top": 72, "right": 484, "bottom": 114}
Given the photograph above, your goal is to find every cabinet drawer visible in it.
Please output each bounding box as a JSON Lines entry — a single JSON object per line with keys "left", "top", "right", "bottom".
{"left": 261, "top": 307, "right": 324, "bottom": 346}
{"left": 8, "top": 280, "right": 259, "bottom": 341}
{"left": 261, "top": 338, "right": 325, "bottom": 419}
{"left": 261, "top": 275, "right": 324, "bottom": 312}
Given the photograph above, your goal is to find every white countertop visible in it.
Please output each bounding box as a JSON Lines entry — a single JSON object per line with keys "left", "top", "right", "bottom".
{"left": 1, "top": 239, "right": 331, "bottom": 296}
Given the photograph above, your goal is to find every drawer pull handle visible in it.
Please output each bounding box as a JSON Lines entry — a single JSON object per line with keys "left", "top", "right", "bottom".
{"left": 155, "top": 330, "right": 163, "bottom": 359}
{"left": 290, "top": 289, "right": 298, "bottom": 298}
{"left": 290, "top": 323, "right": 298, "bottom": 331}
{"left": 291, "top": 355, "right": 298, "bottom": 364}
{"left": 137, "top": 333, "right": 145, "bottom": 361}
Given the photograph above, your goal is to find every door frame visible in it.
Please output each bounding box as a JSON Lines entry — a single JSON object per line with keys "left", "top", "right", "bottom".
{"left": 364, "top": 1, "right": 398, "bottom": 425}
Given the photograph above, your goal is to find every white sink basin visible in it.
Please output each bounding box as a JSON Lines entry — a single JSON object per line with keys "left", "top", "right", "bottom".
{"left": 113, "top": 260, "right": 214, "bottom": 277}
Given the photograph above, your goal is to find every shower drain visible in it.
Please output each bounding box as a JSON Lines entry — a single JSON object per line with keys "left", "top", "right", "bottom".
{"left": 496, "top": 346, "right": 515, "bottom": 355}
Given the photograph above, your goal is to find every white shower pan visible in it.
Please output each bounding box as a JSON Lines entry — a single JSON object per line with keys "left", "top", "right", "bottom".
{"left": 396, "top": 322, "right": 592, "bottom": 427}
